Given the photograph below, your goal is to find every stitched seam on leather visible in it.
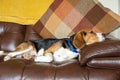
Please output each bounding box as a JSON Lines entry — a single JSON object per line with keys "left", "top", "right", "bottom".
{"left": 87, "top": 68, "right": 89, "bottom": 80}
{"left": 53, "top": 65, "right": 57, "bottom": 80}
{"left": 20, "top": 65, "right": 26, "bottom": 80}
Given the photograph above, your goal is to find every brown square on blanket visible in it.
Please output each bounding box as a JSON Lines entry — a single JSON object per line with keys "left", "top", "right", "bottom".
{"left": 33, "top": 0, "right": 120, "bottom": 38}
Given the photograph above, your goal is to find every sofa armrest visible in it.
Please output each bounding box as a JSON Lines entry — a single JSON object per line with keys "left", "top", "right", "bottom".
{"left": 87, "top": 57, "right": 120, "bottom": 69}
{"left": 79, "top": 39, "right": 120, "bottom": 69}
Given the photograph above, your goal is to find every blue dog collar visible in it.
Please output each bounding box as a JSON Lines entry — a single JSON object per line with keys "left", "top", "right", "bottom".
{"left": 67, "top": 39, "right": 80, "bottom": 53}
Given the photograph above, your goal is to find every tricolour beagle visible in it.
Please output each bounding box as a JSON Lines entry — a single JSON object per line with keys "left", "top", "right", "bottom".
{"left": 3, "top": 29, "right": 105, "bottom": 62}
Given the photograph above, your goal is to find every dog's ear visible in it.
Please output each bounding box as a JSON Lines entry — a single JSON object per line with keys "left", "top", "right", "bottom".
{"left": 73, "top": 31, "right": 85, "bottom": 49}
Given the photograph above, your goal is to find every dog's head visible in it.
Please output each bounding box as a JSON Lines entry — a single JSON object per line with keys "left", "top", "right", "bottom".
{"left": 72, "top": 29, "right": 105, "bottom": 49}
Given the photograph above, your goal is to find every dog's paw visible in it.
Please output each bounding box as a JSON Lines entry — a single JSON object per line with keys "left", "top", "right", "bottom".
{"left": 34, "top": 53, "right": 53, "bottom": 62}
{"left": 37, "top": 48, "right": 44, "bottom": 56}
{"left": 4, "top": 55, "right": 11, "bottom": 61}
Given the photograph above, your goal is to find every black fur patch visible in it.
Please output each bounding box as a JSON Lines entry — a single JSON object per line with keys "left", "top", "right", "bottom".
{"left": 30, "top": 35, "right": 75, "bottom": 52}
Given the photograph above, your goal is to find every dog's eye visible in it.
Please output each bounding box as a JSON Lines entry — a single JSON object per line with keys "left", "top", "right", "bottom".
{"left": 90, "top": 31, "right": 94, "bottom": 34}
{"left": 82, "top": 31, "right": 87, "bottom": 36}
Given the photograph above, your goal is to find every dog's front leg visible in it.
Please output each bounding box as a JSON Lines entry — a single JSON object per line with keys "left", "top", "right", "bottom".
{"left": 34, "top": 53, "right": 53, "bottom": 62}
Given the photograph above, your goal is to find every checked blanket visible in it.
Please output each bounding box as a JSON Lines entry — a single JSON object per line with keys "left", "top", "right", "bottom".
{"left": 33, "top": 0, "right": 120, "bottom": 38}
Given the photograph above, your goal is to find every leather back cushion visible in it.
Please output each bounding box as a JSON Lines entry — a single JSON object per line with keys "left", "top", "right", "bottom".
{"left": 0, "top": 22, "right": 26, "bottom": 51}
{"left": 0, "top": 22, "right": 42, "bottom": 51}
{"left": 24, "top": 25, "right": 42, "bottom": 41}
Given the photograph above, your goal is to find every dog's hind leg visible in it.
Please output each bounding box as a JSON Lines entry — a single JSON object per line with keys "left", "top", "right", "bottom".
{"left": 4, "top": 42, "right": 35, "bottom": 61}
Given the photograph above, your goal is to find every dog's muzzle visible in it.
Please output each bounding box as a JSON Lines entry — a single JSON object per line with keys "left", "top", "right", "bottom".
{"left": 96, "top": 33, "right": 105, "bottom": 42}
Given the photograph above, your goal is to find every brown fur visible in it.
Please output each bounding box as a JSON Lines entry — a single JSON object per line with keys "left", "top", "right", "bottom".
{"left": 44, "top": 41, "right": 63, "bottom": 55}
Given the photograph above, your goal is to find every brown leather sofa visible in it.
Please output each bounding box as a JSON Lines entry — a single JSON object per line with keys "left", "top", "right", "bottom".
{"left": 0, "top": 21, "right": 120, "bottom": 80}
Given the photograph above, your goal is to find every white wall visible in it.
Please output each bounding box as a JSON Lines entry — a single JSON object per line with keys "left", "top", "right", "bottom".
{"left": 99, "top": 0, "right": 120, "bottom": 39}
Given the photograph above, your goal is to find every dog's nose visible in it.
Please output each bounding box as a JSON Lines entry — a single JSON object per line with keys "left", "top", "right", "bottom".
{"left": 102, "top": 34, "right": 107, "bottom": 37}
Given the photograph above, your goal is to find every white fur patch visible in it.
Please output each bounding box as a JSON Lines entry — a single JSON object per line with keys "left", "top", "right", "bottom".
{"left": 0, "top": 51, "right": 4, "bottom": 56}
{"left": 37, "top": 48, "right": 44, "bottom": 56}
{"left": 96, "top": 33, "right": 105, "bottom": 42}
{"left": 54, "top": 47, "right": 78, "bottom": 62}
